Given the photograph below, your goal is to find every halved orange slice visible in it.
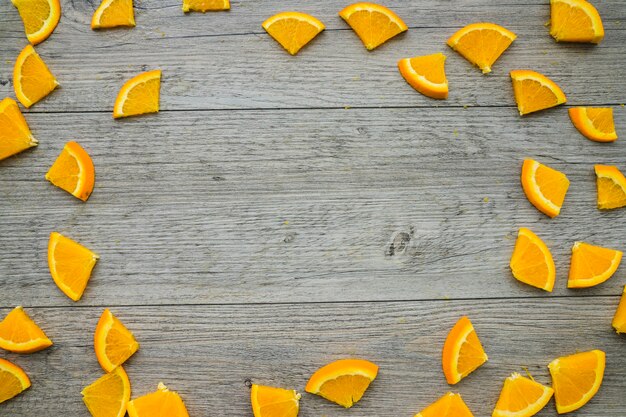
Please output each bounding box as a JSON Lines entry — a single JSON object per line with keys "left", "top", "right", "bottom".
{"left": 251, "top": 384, "right": 300, "bottom": 417}
{"left": 305, "top": 358, "right": 378, "bottom": 408}
{"left": 548, "top": 350, "right": 605, "bottom": 414}
{"left": 13, "top": 44, "right": 59, "bottom": 108}
{"left": 493, "top": 373, "right": 554, "bottom": 417}
{"left": 11, "top": 0, "right": 61, "bottom": 45}
{"left": 510, "top": 70, "right": 566, "bottom": 115}
{"left": 95, "top": 309, "right": 140, "bottom": 372}
{"left": 442, "top": 316, "right": 488, "bottom": 385}
{"left": 127, "top": 382, "right": 190, "bottom": 417}
{"left": 446, "top": 23, "right": 516, "bottom": 74}
{"left": 48, "top": 232, "right": 99, "bottom": 301}
{"left": 594, "top": 165, "right": 626, "bottom": 210}
{"left": 568, "top": 241, "right": 622, "bottom": 288}
{"left": 398, "top": 53, "right": 448, "bottom": 99}
{"left": 414, "top": 392, "right": 474, "bottom": 417}
{"left": 521, "top": 159, "right": 570, "bottom": 218}
{"left": 0, "top": 358, "right": 31, "bottom": 404}
{"left": 339, "top": 2, "right": 407, "bottom": 50}
{"left": 613, "top": 286, "right": 626, "bottom": 334}
{"left": 262, "top": 12, "right": 325, "bottom": 55}
{"left": 113, "top": 70, "right": 161, "bottom": 119}
{"left": 550, "top": 0, "right": 604, "bottom": 44}
{"left": 569, "top": 107, "right": 617, "bottom": 142}
{"left": 0, "top": 97, "right": 38, "bottom": 160}
{"left": 45, "top": 141, "right": 95, "bottom": 202}
{"left": 91, "top": 0, "right": 136, "bottom": 29}
{"left": 0, "top": 306, "right": 53, "bottom": 353}
{"left": 510, "top": 227, "right": 556, "bottom": 292}
{"left": 182, "top": 0, "right": 229, "bottom": 12}
{"left": 82, "top": 367, "right": 131, "bottom": 417}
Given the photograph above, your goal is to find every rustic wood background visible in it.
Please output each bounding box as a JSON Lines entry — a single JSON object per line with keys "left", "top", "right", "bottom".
{"left": 1, "top": 0, "right": 625, "bottom": 415}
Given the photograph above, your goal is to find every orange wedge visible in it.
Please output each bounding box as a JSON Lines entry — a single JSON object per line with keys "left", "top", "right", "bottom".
{"left": 45, "top": 141, "right": 95, "bottom": 202}
{"left": 127, "top": 382, "right": 190, "bottom": 417}
{"left": 339, "top": 2, "right": 407, "bottom": 50}
{"left": 13, "top": 44, "right": 59, "bottom": 108}
{"left": 398, "top": 53, "right": 448, "bottom": 100}
{"left": 594, "top": 165, "right": 626, "bottom": 210}
{"left": 446, "top": 23, "right": 516, "bottom": 74}
{"left": 0, "top": 306, "right": 53, "bottom": 353}
{"left": 95, "top": 309, "right": 140, "bottom": 372}
{"left": 251, "top": 384, "right": 301, "bottom": 417}
{"left": 442, "top": 316, "right": 488, "bottom": 385}
{"left": 613, "top": 286, "right": 626, "bottom": 333}
{"left": 305, "top": 358, "right": 378, "bottom": 408}
{"left": 550, "top": 0, "right": 604, "bottom": 43}
{"left": 113, "top": 70, "right": 161, "bottom": 119}
{"left": 510, "top": 70, "right": 566, "bottom": 115}
{"left": 0, "top": 97, "right": 38, "bottom": 160}
{"left": 521, "top": 159, "right": 570, "bottom": 218}
{"left": 493, "top": 373, "right": 554, "bottom": 417}
{"left": 0, "top": 358, "right": 30, "bottom": 404}
{"left": 510, "top": 227, "right": 556, "bottom": 292}
{"left": 182, "top": 0, "right": 229, "bottom": 12}
{"left": 82, "top": 367, "right": 131, "bottom": 417}
{"left": 548, "top": 350, "right": 605, "bottom": 414}
{"left": 569, "top": 107, "right": 617, "bottom": 142}
{"left": 414, "top": 392, "right": 474, "bottom": 417}
{"left": 568, "top": 241, "right": 622, "bottom": 288}
{"left": 262, "top": 12, "right": 325, "bottom": 55}
{"left": 91, "top": 0, "right": 136, "bottom": 29}
{"left": 48, "top": 232, "right": 99, "bottom": 301}
{"left": 11, "top": 0, "right": 61, "bottom": 45}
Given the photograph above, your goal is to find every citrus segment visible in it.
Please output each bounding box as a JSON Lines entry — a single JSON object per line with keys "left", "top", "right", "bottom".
{"left": 11, "top": 0, "right": 61, "bottom": 45}
{"left": 95, "top": 309, "right": 140, "bottom": 372}
{"left": 92, "top": 0, "right": 136, "bottom": 29}
{"left": 398, "top": 53, "right": 448, "bottom": 99}
{"left": 595, "top": 165, "right": 626, "bottom": 210}
{"left": 414, "top": 392, "right": 475, "bottom": 417}
{"left": 510, "top": 227, "right": 556, "bottom": 292}
{"left": 0, "top": 306, "right": 53, "bottom": 353}
{"left": 0, "top": 358, "right": 30, "bottom": 404}
{"left": 113, "top": 70, "right": 161, "bottom": 119}
{"left": 82, "top": 367, "right": 131, "bottom": 417}
{"left": 48, "top": 232, "right": 99, "bottom": 301}
{"left": 569, "top": 108, "right": 617, "bottom": 142}
{"left": 550, "top": 0, "right": 604, "bottom": 43}
{"left": 521, "top": 159, "right": 570, "bottom": 218}
{"left": 182, "top": 0, "right": 229, "bottom": 12}
{"left": 0, "top": 97, "right": 38, "bottom": 160}
{"left": 613, "top": 286, "right": 626, "bottom": 333}
{"left": 510, "top": 70, "right": 566, "bottom": 115}
{"left": 45, "top": 141, "right": 95, "bottom": 202}
{"left": 250, "top": 384, "right": 301, "bottom": 417}
{"left": 13, "top": 44, "right": 59, "bottom": 108}
{"left": 446, "top": 23, "right": 516, "bottom": 74}
{"left": 568, "top": 241, "right": 622, "bottom": 288}
{"left": 442, "top": 316, "right": 488, "bottom": 385}
{"left": 339, "top": 2, "right": 407, "bottom": 50}
{"left": 493, "top": 373, "right": 554, "bottom": 417}
{"left": 127, "top": 382, "right": 190, "bottom": 417}
{"left": 262, "top": 12, "right": 325, "bottom": 55}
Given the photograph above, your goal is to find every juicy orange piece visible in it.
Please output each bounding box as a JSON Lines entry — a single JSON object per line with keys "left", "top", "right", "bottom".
{"left": 568, "top": 241, "right": 622, "bottom": 288}
{"left": 0, "top": 358, "right": 30, "bottom": 404}
{"left": 48, "top": 232, "right": 99, "bottom": 301}
{"left": 442, "top": 316, "right": 488, "bottom": 385}
{"left": 13, "top": 44, "right": 59, "bottom": 108}
{"left": 262, "top": 12, "right": 325, "bottom": 55}
{"left": 113, "top": 70, "right": 161, "bottom": 119}
{"left": 594, "top": 165, "right": 626, "bottom": 210}
{"left": 548, "top": 350, "right": 605, "bottom": 414}
{"left": 251, "top": 384, "right": 300, "bottom": 417}
{"left": 521, "top": 159, "right": 570, "bottom": 218}
{"left": 11, "top": 0, "right": 61, "bottom": 45}
{"left": 305, "top": 358, "right": 378, "bottom": 408}
{"left": 613, "top": 286, "right": 626, "bottom": 333}
{"left": 569, "top": 107, "right": 617, "bottom": 142}
{"left": 446, "top": 23, "right": 516, "bottom": 74}
{"left": 0, "top": 97, "right": 38, "bottom": 160}
{"left": 45, "top": 141, "right": 95, "bottom": 202}
{"left": 510, "top": 70, "right": 566, "bottom": 115}
{"left": 550, "top": 0, "right": 604, "bottom": 43}
{"left": 0, "top": 306, "right": 52, "bottom": 353}
{"left": 82, "top": 367, "right": 131, "bottom": 417}
{"left": 95, "top": 309, "right": 140, "bottom": 372}
{"left": 398, "top": 53, "right": 448, "bottom": 100}
{"left": 182, "top": 0, "right": 229, "bottom": 12}
{"left": 414, "top": 392, "right": 474, "bottom": 417}
{"left": 510, "top": 228, "right": 556, "bottom": 292}
{"left": 493, "top": 373, "right": 554, "bottom": 417}
{"left": 127, "top": 382, "right": 190, "bottom": 417}
{"left": 339, "top": 2, "right": 407, "bottom": 50}
{"left": 91, "top": 0, "right": 135, "bottom": 29}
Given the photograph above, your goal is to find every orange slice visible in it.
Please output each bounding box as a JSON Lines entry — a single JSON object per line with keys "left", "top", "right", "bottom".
{"left": 0, "top": 358, "right": 30, "bottom": 404}
{"left": 11, "top": 0, "right": 61, "bottom": 45}
{"left": 45, "top": 141, "right": 95, "bottom": 202}
{"left": 113, "top": 70, "right": 161, "bottom": 119}
{"left": 182, "top": 0, "right": 229, "bottom": 12}
{"left": 95, "top": 309, "right": 140, "bottom": 372}
{"left": 339, "top": 2, "right": 407, "bottom": 50}
{"left": 594, "top": 165, "right": 626, "bottom": 210}
{"left": 548, "top": 350, "right": 605, "bottom": 414}
{"left": 446, "top": 23, "right": 516, "bottom": 74}
{"left": 13, "top": 44, "right": 59, "bottom": 108}
{"left": 127, "top": 382, "right": 190, "bottom": 417}
{"left": 91, "top": 0, "right": 136, "bottom": 29}
{"left": 510, "top": 227, "right": 556, "bottom": 292}
{"left": 48, "top": 232, "right": 99, "bottom": 301}
{"left": 0, "top": 97, "right": 38, "bottom": 161}
{"left": 569, "top": 107, "right": 617, "bottom": 142}
{"left": 262, "top": 12, "right": 325, "bottom": 55}
{"left": 510, "top": 70, "right": 566, "bottom": 115}
{"left": 550, "top": 0, "right": 604, "bottom": 44}
{"left": 251, "top": 384, "right": 301, "bottom": 417}
{"left": 521, "top": 159, "right": 570, "bottom": 218}
{"left": 82, "top": 367, "right": 131, "bottom": 417}
{"left": 398, "top": 53, "right": 448, "bottom": 100}
{"left": 613, "top": 286, "right": 626, "bottom": 334}
{"left": 0, "top": 306, "right": 53, "bottom": 353}
{"left": 414, "top": 392, "right": 474, "bottom": 417}
{"left": 568, "top": 241, "right": 622, "bottom": 288}
{"left": 442, "top": 316, "right": 488, "bottom": 385}
{"left": 493, "top": 373, "right": 554, "bottom": 417}
{"left": 305, "top": 358, "right": 378, "bottom": 408}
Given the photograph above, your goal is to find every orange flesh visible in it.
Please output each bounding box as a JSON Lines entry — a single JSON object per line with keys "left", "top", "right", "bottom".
{"left": 595, "top": 165, "right": 626, "bottom": 210}
{"left": 262, "top": 13, "right": 325, "bottom": 55}
{"left": 568, "top": 242, "right": 622, "bottom": 288}
{"left": 549, "top": 350, "right": 605, "bottom": 414}
{"left": 398, "top": 53, "right": 448, "bottom": 99}
{"left": 251, "top": 384, "right": 300, "bottom": 417}
{"left": 95, "top": 309, "right": 140, "bottom": 372}
{"left": 493, "top": 373, "right": 554, "bottom": 417}
{"left": 0, "top": 306, "right": 53, "bottom": 353}
{"left": 92, "top": 0, "right": 135, "bottom": 28}
{"left": 550, "top": 0, "right": 604, "bottom": 43}
{"left": 613, "top": 287, "right": 626, "bottom": 333}
{"left": 127, "top": 383, "right": 190, "bottom": 417}
{"left": 81, "top": 367, "right": 131, "bottom": 417}
{"left": 447, "top": 24, "right": 516, "bottom": 73}
{"left": 510, "top": 228, "right": 555, "bottom": 291}
{"left": 182, "top": 0, "right": 230, "bottom": 12}
{"left": 442, "top": 316, "right": 488, "bottom": 384}
{"left": 45, "top": 141, "right": 95, "bottom": 201}
{"left": 14, "top": 45, "right": 59, "bottom": 108}
{"left": 521, "top": 159, "right": 570, "bottom": 218}
{"left": 415, "top": 392, "right": 474, "bottom": 417}
{"left": 339, "top": 3, "right": 407, "bottom": 50}
{"left": 48, "top": 232, "right": 99, "bottom": 301}
{"left": 0, "top": 358, "right": 30, "bottom": 404}
{"left": 0, "top": 97, "right": 37, "bottom": 160}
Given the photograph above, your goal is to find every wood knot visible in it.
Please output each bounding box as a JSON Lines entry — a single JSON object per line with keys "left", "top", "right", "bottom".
{"left": 387, "top": 231, "right": 410, "bottom": 256}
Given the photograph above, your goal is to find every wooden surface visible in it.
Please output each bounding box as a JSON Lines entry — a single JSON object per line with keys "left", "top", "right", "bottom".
{"left": 0, "top": 0, "right": 625, "bottom": 416}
